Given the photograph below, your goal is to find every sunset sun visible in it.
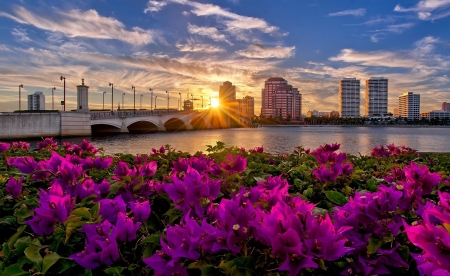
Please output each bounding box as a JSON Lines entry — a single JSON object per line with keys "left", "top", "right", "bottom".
{"left": 211, "top": 98, "right": 219, "bottom": 108}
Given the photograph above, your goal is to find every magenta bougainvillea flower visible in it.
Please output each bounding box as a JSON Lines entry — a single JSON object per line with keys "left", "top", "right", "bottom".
{"left": 115, "top": 212, "right": 141, "bottom": 242}
{"left": 0, "top": 142, "right": 10, "bottom": 152}
{"left": 11, "top": 141, "right": 30, "bottom": 150}
{"left": 129, "top": 200, "right": 151, "bottom": 223}
{"left": 5, "top": 176, "right": 23, "bottom": 199}
{"left": 27, "top": 182, "right": 75, "bottom": 235}
{"left": 220, "top": 154, "right": 247, "bottom": 174}
{"left": 99, "top": 195, "right": 127, "bottom": 224}
{"left": 165, "top": 166, "right": 221, "bottom": 218}
{"left": 7, "top": 156, "right": 38, "bottom": 174}
{"left": 37, "top": 137, "right": 58, "bottom": 150}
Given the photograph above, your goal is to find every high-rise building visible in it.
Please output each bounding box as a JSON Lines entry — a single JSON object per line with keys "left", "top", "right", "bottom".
{"left": 219, "top": 81, "right": 236, "bottom": 104}
{"left": 339, "top": 78, "right": 360, "bottom": 118}
{"left": 399, "top": 92, "right": 420, "bottom": 120}
{"left": 365, "top": 77, "right": 388, "bottom": 116}
{"left": 237, "top": 96, "right": 255, "bottom": 125}
{"left": 443, "top": 102, "right": 450, "bottom": 112}
{"left": 260, "top": 77, "right": 302, "bottom": 119}
{"left": 218, "top": 81, "right": 238, "bottom": 127}
{"left": 27, "top": 91, "right": 45, "bottom": 110}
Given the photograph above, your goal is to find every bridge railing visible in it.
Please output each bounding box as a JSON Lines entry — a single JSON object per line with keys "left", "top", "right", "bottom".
{"left": 90, "top": 109, "right": 181, "bottom": 120}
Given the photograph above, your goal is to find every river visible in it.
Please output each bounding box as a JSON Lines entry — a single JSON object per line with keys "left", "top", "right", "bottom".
{"left": 38, "top": 126, "right": 450, "bottom": 156}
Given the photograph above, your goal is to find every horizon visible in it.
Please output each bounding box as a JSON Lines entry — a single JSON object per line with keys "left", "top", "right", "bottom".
{"left": 0, "top": 0, "right": 449, "bottom": 114}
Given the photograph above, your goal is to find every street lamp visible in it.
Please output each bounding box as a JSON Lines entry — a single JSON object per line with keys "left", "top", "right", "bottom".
{"left": 18, "top": 84, "right": 23, "bottom": 110}
{"left": 122, "top": 93, "right": 126, "bottom": 110}
{"left": 201, "top": 95, "right": 203, "bottom": 109}
{"left": 60, "top": 76, "right": 66, "bottom": 111}
{"left": 209, "top": 97, "right": 211, "bottom": 106}
{"left": 131, "top": 86, "right": 136, "bottom": 114}
{"left": 103, "top": 91, "right": 106, "bottom": 110}
{"left": 179, "top": 93, "right": 182, "bottom": 110}
{"left": 140, "top": 95, "right": 143, "bottom": 110}
{"left": 149, "top": 88, "right": 153, "bottom": 111}
{"left": 109, "top": 82, "right": 113, "bottom": 111}
{"left": 166, "top": 90, "right": 169, "bottom": 111}
{"left": 155, "top": 96, "right": 157, "bottom": 110}
{"left": 52, "top": 87, "right": 56, "bottom": 110}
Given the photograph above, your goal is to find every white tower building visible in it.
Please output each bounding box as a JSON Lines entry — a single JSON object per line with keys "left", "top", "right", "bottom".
{"left": 365, "top": 77, "right": 388, "bottom": 116}
{"left": 339, "top": 78, "right": 360, "bottom": 118}
{"left": 399, "top": 92, "right": 420, "bottom": 120}
{"left": 27, "top": 91, "right": 45, "bottom": 110}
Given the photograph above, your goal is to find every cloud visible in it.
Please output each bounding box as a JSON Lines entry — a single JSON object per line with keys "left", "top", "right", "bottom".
{"left": 329, "top": 36, "right": 449, "bottom": 74}
{"left": 0, "top": 44, "right": 12, "bottom": 51}
{"left": 394, "top": 0, "right": 450, "bottom": 20}
{"left": 176, "top": 40, "right": 225, "bottom": 53}
{"left": 1, "top": 6, "right": 157, "bottom": 45}
{"left": 328, "top": 8, "right": 366, "bottom": 17}
{"left": 187, "top": 23, "right": 232, "bottom": 44}
{"left": 144, "top": 0, "right": 168, "bottom": 13}
{"left": 11, "top": 27, "right": 31, "bottom": 41}
{"left": 384, "top": 23, "right": 415, "bottom": 33}
{"left": 145, "top": 0, "right": 285, "bottom": 40}
{"left": 236, "top": 44, "right": 295, "bottom": 59}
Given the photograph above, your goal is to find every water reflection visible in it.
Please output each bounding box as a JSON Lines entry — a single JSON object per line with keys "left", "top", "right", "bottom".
{"left": 29, "top": 126, "right": 450, "bottom": 155}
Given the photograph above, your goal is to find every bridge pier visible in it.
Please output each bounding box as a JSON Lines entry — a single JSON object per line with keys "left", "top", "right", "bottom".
{"left": 120, "top": 122, "right": 129, "bottom": 133}
{"left": 157, "top": 120, "right": 166, "bottom": 132}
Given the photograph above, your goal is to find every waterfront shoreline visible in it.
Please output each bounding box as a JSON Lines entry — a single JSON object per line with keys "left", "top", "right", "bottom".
{"left": 260, "top": 124, "right": 450, "bottom": 128}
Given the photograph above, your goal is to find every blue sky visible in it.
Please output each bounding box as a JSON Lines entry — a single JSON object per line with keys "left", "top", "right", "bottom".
{"left": 0, "top": 0, "right": 449, "bottom": 114}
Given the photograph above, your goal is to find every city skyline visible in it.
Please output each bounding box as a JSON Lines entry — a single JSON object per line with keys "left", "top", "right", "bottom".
{"left": 0, "top": 0, "right": 450, "bottom": 113}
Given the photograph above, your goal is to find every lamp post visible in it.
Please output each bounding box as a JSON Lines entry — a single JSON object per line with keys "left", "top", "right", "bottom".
{"left": 18, "top": 84, "right": 23, "bottom": 110}
{"left": 122, "top": 93, "right": 125, "bottom": 110}
{"left": 109, "top": 83, "right": 113, "bottom": 111}
{"left": 140, "top": 95, "right": 143, "bottom": 110}
{"left": 166, "top": 90, "right": 169, "bottom": 111}
{"left": 179, "top": 93, "right": 182, "bottom": 110}
{"left": 201, "top": 95, "right": 203, "bottom": 110}
{"left": 155, "top": 96, "right": 157, "bottom": 110}
{"left": 149, "top": 88, "right": 153, "bottom": 111}
{"left": 51, "top": 87, "right": 56, "bottom": 110}
{"left": 131, "top": 86, "right": 136, "bottom": 114}
{"left": 60, "top": 76, "right": 66, "bottom": 111}
{"left": 103, "top": 91, "right": 106, "bottom": 110}
{"left": 209, "top": 97, "right": 211, "bottom": 106}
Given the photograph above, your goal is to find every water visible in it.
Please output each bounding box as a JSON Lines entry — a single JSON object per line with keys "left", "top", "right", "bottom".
{"left": 50, "top": 126, "right": 450, "bottom": 156}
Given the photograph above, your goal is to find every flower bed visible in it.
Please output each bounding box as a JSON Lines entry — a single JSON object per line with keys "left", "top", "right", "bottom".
{"left": 0, "top": 138, "right": 449, "bottom": 276}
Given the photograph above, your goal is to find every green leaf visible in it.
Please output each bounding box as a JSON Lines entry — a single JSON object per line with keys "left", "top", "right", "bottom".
{"left": 312, "top": 207, "right": 328, "bottom": 216}
{"left": 366, "top": 234, "right": 394, "bottom": 256}
{"left": 104, "top": 266, "right": 125, "bottom": 275}
{"left": 220, "top": 256, "right": 256, "bottom": 276}
{"left": 14, "top": 205, "right": 33, "bottom": 219}
{"left": 200, "top": 265, "right": 225, "bottom": 276}
{"left": 42, "top": 252, "right": 62, "bottom": 274}
{"left": 253, "top": 177, "right": 266, "bottom": 183}
{"left": 8, "top": 225, "right": 26, "bottom": 251}
{"left": 318, "top": 258, "right": 327, "bottom": 271}
{"left": 324, "top": 190, "right": 348, "bottom": 206}
{"left": 24, "top": 245, "right": 43, "bottom": 266}
{"left": 0, "top": 216, "right": 16, "bottom": 226}
{"left": 90, "top": 203, "right": 100, "bottom": 218}
{"left": 0, "top": 264, "right": 30, "bottom": 276}
{"left": 71, "top": 208, "right": 91, "bottom": 220}
{"left": 141, "top": 234, "right": 161, "bottom": 244}
{"left": 303, "top": 187, "right": 314, "bottom": 198}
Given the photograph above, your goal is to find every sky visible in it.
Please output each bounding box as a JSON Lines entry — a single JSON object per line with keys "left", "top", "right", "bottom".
{"left": 0, "top": 0, "right": 449, "bottom": 114}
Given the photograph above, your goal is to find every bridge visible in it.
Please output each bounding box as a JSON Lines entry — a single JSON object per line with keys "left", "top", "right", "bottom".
{"left": 90, "top": 110, "right": 224, "bottom": 133}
